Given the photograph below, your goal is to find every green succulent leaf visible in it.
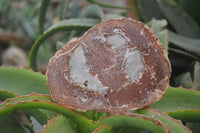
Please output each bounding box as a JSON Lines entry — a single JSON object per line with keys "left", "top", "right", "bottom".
{"left": 59, "top": 0, "right": 72, "bottom": 20}
{"left": 24, "top": 109, "right": 50, "bottom": 126}
{"left": 0, "top": 114, "right": 27, "bottom": 133}
{"left": 169, "top": 47, "right": 200, "bottom": 62}
{"left": 92, "top": 124, "right": 113, "bottom": 133}
{"left": 151, "top": 87, "right": 200, "bottom": 122}
{"left": 135, "top": 107, "right": 191, "bottom": 133}
{"left": 113, "top": 127, "right": 144, "bottom": 133}
{"left": 39, "top": 115, "right": 77, "bottom": 133}
{"left": 0, "top": 67, "right": 49, "bottom": 95}
{"left": 186, "top": 122, "right": 200, "bottom": 133}
{"left": 169, "top": 31, "right": 200, "bottom": 59}
{"left": 137, "top": 0, "right": 163, "bottom": 22}
{"left": 84, "top": 110, "right": 100, "bottom": 121}
{"left": 0, "top": 93, "right": 51, "bottom": 125}
{"left": 0, "top": 93, "right": 51, "bottom": 110}
{"left": 0, "top": 94, "right": 178, "bottom": 133}
{"left": 86, "top": 0, "right": 131, "bottom": 9}
{"left": 0, "top": 94, "right": 93, "bottom": 133}
{"left": 168, "top": 110, "right": 200, "bottom": 122}
{"left": 0, "top": 90, "right": 51, "bottom": 126}
{"left": 80, "top": 5, "right": 103, "bottom": 20}
{"left": 194, "top": 61, "right": 200, "bottom": 90}
{"left": 0, "top": 90, "right": 16, "bottom": 101}
{"left": 148, "top": 19, "right": 168, "bottom": 53}
{"left": 0, "top": 91, "right": 50, "bottom": 126}
{"left": 69, "top": 5, "right": 103, "bottom": 38}
{"left": 179, "top": 0, "right": 200, "bottom": 24}
{"left": 156, "top": 0, "right": 200, "bottom": 38}
{"left": 29, "top": 18, "right": 99, "bottom": 71}
{"left": 173, "top": 72, "right": 193, "bottom": 89}
{"left": 151, "top": 87, "right": 200, "bottom": 112}
{"left": 95, "top": 113, "right": 168, "bottom": 133}
{"left": 0, "top": 67, "right": 51, "bottom": 126}
{"left": 39, "top": 0, "right": 50, "bottom": 35}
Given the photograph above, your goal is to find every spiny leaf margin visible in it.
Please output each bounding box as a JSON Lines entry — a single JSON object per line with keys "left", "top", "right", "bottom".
{"left": 39, "top": 115, "right": 77, "bottom": 133}
{"left": 135, "top": 107, "right": 191, "bottom": 133}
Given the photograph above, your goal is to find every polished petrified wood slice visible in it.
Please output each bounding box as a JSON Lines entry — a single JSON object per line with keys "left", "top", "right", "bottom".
{"left": 47, "top": 18, "right": 171, "bottom": 113}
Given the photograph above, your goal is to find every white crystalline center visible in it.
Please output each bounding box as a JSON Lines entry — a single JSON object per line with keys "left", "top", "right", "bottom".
{"left": 69, "top": 46, "right": 108, "bottom": 92}
{"left": 69, "top": 31, "right": 146, "bottom": 92}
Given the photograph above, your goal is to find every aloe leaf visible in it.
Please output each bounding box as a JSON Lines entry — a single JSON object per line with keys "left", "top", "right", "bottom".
{"left": 135, "top": 107, "right": 191, "bottom": 133}
{"left": 169, "top": 48, "right": 200, "bottom": 62}
{"left": 156, "top": 0, "right": 200, "bottom": 38}
{"left": 0, "top": 69, "right": 60, "bottom": 126}
{"left": 85, "top": 110, "right": 100, "bottom": 121}
{"left": 137, "top": 0, "right": 163, "bottom": 22}
{"left": 169, "top": 31, "right": 200, "bottom": 58}
{"left": 148, "top": 19, "right": 168, "bottom": 53}
{"left": 151, "top": 87, "right": 200, "bottom": 112}
{"left": 39, "top": 0, "right": 50, "bottom": 35}
{"left": 0, "top": 67, "right": 49, "bottom": 95}
{"left": 113, "top": 127, "right": 143, "bottom": 133}
{"left": 59, "top": 0, "right": 72, "bottom": 20}
{"left": 0, "top": 114, "right": 27, "bottom": 133}
{"left": 0, "top": 93, "right": 51, "bottom": 125}
{"left": 168, "top": 110, "right": 200, "bottom": 122}
{"left": 0, "top": 93, "right": 51, "bottom": 110}
{"left": 68, "top": 5, "right": 103, "bottom": 41}
{"left": 179, "top": 0, "right": 200, "bottom": 24}
{"left": 80, "top": 5, "right": 103, "bottom": 20}
{"left": 186, "top": 122, "right": 200, "bottom": 133}
{"left": 0, "top": 91, "right": 51, "bottom": 125}
{"left": 194, "top": 61, "right": 200, "bottom": 90}
{"left": 151, "top": 87, "right": 200, "bottom": 122}
{"left": 173, "top": 72, "right": 193, "bottom": 89}
{"left": 68, "top": 5, "right": 103, "bottom": 39}
{"left": 29, "top": 18, "right": 99, "bottom": 71}
{"left": 83, "top": 111, "right": 110, "bottom": 122}
{"left": 92, "top": 124, "right": 113, "bottom": 133}
{"left": 0, "top": 90, "right": 16, "bottom": 101}
{"left": 24, "top": 108, "right": 50, "bottom": 126}
{"left": 95, "top": 113, "right": 168, "bottom": 133}
{"left": 39, "top": 115, "right": 77, "bottom": 133}
{"left": 168, "top": 51, "right": 190, "bottom": 68}
{"left": 0, "top": 95, "right": 93, "bottom": 133}
{"left": 86, "top": 0, "right": 131, "bottom": 9}
{"left": 0, "top": 94, "right": 170, "bottom": 133}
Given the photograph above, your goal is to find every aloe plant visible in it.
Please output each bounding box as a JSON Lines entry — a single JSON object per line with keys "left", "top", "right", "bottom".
{"left": 1, "top": 0, "right": 200, "bottom": 132}
{"left": 1, "top": 66, "right": 198, "bottom": 132}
